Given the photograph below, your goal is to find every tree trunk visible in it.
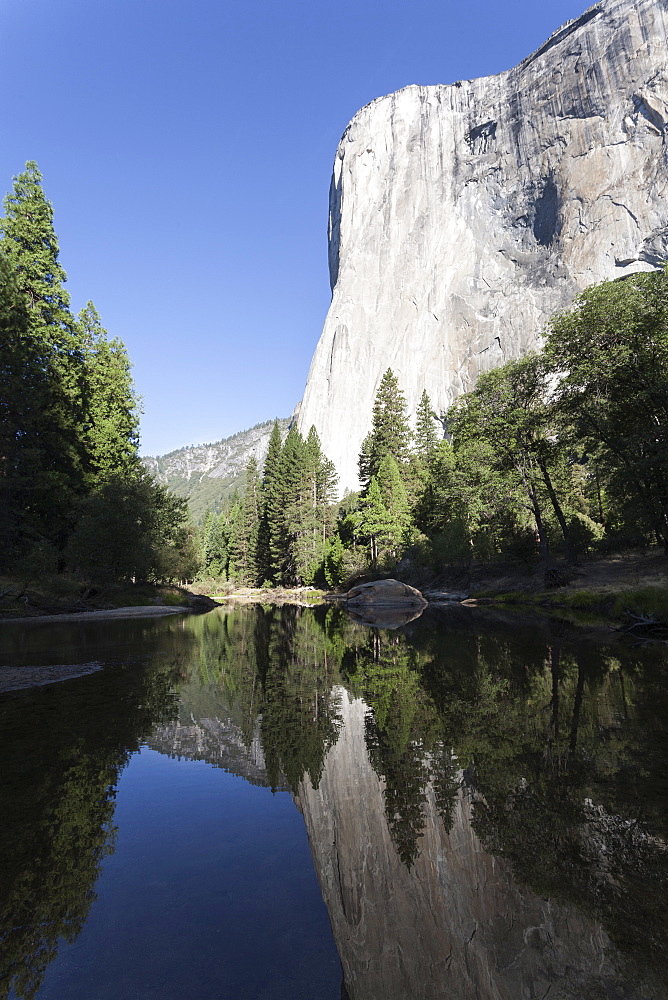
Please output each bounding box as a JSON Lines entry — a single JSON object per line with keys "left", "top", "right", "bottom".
{"left": 538, "top": 455, "right": 576, "bottom": 564}
{"left": 529, "top": 488, "right": 550, "bottom": 563}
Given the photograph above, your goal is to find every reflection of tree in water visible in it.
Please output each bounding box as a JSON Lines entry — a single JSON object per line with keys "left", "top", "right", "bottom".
{"left": 345, "top": 630, "right": 455, "bottom": 867}
{"left": 330, "top": 610, "right": 668, "bottom": 990}
{"left": 259, "top": 606, "right": 343, "bottom": 790}
{"left": 6, "top": 606, "right": 664, "bottom": 998}
{"left": 416, "top": 618, "right": 668, "bottom": 993}
{"left": 182, "top": 607, "right": 345, "bottom": 791}
{"left": 0, "top": 628, "right": 189, "bottom": 1000}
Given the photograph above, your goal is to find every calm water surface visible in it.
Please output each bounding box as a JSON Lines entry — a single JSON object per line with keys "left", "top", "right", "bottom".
{"left": 1, "top": 604, "right": 667, "bottom": 1000}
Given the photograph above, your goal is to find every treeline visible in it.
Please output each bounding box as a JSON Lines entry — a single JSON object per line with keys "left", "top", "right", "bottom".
{"left": 0, "top": 162, "right": 195, "bottom": 585}
{"left": 198, "top": 267, "right": 668, "bottom": 589}
{"left": 198, "top": 422, "right": 338, "bottom": 586}
{"left": 418, "top": 267, "right": 668, "bottom": 578}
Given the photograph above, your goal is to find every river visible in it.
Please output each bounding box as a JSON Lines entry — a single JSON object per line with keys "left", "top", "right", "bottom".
{"left": 1, "top": 604, "right": 666, "bottom": 1000}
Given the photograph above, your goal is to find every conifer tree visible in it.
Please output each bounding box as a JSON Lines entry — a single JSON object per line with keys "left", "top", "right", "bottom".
{"left": 376, "top": 454, "right": 411, "bottom": 551}
{"left": 352, "top": 477, "right": 394, "bottom": 568}
{"left": 78, "top": 301, "right": 141, "bottom": 480}
{"left": 288, "top": 426, "right": 338, "bottom": 583}
{"left": 359, "top": 369, "right": 411, "bottom": 489}
{"left": 414, "top": 390, "right": 439, "bottom": 463}
{"left": 270, "top": 426, "right": 306, "bottom": 583}
{"left": 0, "top": 162, "right": 87, "bottom": 518}
{"left": 200, "top": 509, "right": 229, "bottom": 579}
{"left": 0, "top": 257, "right": 63, "bottom": 558}
{"left": 229, "top": 457, "right": 261, "bottom": 585}
{"left": 257, "top": 421, "right": 284, "bottom": 584}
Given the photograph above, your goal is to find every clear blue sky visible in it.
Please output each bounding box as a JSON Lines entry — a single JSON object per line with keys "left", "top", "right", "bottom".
{"left": 1, "top": 0, "right": 588, "bottom": 456}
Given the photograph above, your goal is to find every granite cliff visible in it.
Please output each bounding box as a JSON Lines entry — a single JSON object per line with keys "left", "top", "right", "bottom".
{"left": 297, "top": 0, "right": 668, "bottom": 492}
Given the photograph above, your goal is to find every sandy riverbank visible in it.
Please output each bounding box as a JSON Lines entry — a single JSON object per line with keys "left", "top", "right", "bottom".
{"left": 0, "top": 661, "right": 104, "bottom": 694}
{"left": 0, "top": 605, "right": 190, "bottom": 625}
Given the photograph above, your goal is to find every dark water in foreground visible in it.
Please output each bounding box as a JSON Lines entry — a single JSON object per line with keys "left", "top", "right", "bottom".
{"left": 1, "top": 604, "right": 667, "bottom": 1000}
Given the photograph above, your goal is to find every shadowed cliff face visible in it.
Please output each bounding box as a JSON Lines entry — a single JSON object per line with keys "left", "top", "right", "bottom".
{"left": 294, "top": 688, "right": 658, "bottom": 1000}
{"left": 298, "top": 0, "right": 668, "bottom": 492}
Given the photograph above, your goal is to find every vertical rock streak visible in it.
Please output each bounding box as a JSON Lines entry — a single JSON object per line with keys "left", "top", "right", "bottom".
{"left": 298, "top": 0, "right": 668, "bottom": 492}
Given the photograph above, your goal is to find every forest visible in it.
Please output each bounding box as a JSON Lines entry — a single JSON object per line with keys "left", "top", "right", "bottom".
{"left": 0, "top": 162, "right": 198, "bottom": 589}
{"left": 199, "top": 266, "right": 668, "bottom": 590}
{"left": 2, "top": 160, "right": 667, "bottom": 597}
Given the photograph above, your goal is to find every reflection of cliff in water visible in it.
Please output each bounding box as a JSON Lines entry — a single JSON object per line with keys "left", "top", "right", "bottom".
{"left": 148, "top": 716, "right": 286, "bottom": 789}
{"left": 295, "top": 687, "right": 661, "bottom": 1000}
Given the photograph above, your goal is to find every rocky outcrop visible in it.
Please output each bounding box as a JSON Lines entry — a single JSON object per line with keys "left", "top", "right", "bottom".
{"left": 297, "top": 0, "right": 668, "bottom": 492}
{"left": 295, "top": 689, "right": 653, "bottom": 1000}
{"left": 143, "top": 418, "right": 290, "bottom": 519}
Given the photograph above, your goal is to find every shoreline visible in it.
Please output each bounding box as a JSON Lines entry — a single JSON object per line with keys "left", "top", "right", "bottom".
{"left": 0, "top": 605, "right": 190, "bottom": 625}
{"left": 0, "top": 662, "right": 103, "bottom": 694}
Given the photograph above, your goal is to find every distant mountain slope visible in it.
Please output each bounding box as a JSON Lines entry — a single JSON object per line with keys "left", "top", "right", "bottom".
{"left": 143, "top": 418, "right": 290, "bottom": 521}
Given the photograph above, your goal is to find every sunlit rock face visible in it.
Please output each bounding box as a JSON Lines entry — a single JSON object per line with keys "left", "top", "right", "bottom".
{"left": 294, "top": 689, "right": 644, "bottom": 1000}
{"left": 297, "top": 0, "right": 668, "bottom": 492}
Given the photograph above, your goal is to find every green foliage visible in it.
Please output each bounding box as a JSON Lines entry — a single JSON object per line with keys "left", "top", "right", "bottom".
{"left": 358, "top": 368, "right": 411, "bottom": 489}
{"left": 545, "top": 269, "right": 668, "bottom": 550}
{"left": 568, "top": 511, "right": 605, "bottom": 555}
{"left": 228, "top": 456, "right": 261, "bottom": 585}
{"left": 323, "top": 533, "right": 346, "bottom": 588}
{"left": 0, "top": 161, "right": 180, "bottom": 584}
{"left": 199, "top": 509, "right": 229, "bottom": 579}
{"left": 66, "top": 470, "right": 191, "bottom": 585}
{"left": 78, "top": 301, "right": 141, "bottom": 480}
{"left": 448, "top": 354, "right": 577, "bottom": 564}
{"left": 414, "top": 389, "right": 440, "bottom": 463}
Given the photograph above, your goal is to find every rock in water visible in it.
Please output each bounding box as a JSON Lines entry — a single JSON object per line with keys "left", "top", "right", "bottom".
{"left": 297, "top": 0, "right": 668, "bottom": 493}
{"left": 345, "top": 578, "right": 428, "bottom": 627}
{"left": 346, "top": 579, "right": 427, "bottom": 607}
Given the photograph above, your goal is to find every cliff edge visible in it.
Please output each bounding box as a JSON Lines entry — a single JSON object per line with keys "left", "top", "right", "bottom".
{"left": 298, "top": 0, "right": 668, "bottom": 492}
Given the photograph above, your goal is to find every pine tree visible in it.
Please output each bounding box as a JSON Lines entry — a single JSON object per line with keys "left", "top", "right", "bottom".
{"left": 376, "top": 454, "right": 411, "bottom": 552}
{"left": 359, "top": 369, "right": 411, "bottom": 489}
{"left": 414, "top": 390, "right": 439, "bottom": 463}
{"left": 0, "top": 162, "right": 83, "bottom": 417}
{"left": 257, "top": 421, "right": 284, "bottom": 584}
{"left": 270, "top": 426, "right": 306, "bottom": 583}
{"left": 0, "top": 162, "right": 87, "bottom": 548}
{"left": 200, "top": 509, "right": 229, "bottom": 579}
{"left": 288, "top": 426, "right": 338, "bottom": 583}
{"left": 78, "top": 301, "right": 141, "bottom": 481}
{"left": 352, "top": 477, "right": 394, "bottom": 568}
{"left": 229, "top": 457, "right": 261, "bottom": 585}
{"left": 0, "top": 257, "right": 57, "bottom": 558}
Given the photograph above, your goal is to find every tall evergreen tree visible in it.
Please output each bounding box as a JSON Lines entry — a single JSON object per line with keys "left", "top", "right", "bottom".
{"left": 376, "top": 454, "right": 411, "bottom": 551}
{"left": 269, "top": 426, "right": 306, "bottom": 583}
{"left": 288, "top": 426, "right": 338, "bottom": 584}
{"left": 414, "top": 389, "right": 439, "bottom": 463}
{"left": 0, "top": 162, "right": 87, "bottom": 530}
{"left": 257, "top": 421, "right": 284, "bottom": 584}
{"left": 352, "top": 477, "right": 394, "bottom": 568}
{"left": 200, "top": 509, "right": 229, "bottom": 579}
{"left": 78, "top": 301, "right": 141, "bottom": 480}
{"left": 229, "top": 457, "right": 261, "bottom": 585}
{"left": 359, "top": 369, "right": 411, "bottom": 489}
{"left": 0, "top": 257, "right": 61, "bottom": 558}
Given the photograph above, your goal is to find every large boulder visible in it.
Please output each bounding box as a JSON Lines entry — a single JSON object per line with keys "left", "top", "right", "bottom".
{"left": 345, "top": 579, "right": 427, "bottom": 609}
